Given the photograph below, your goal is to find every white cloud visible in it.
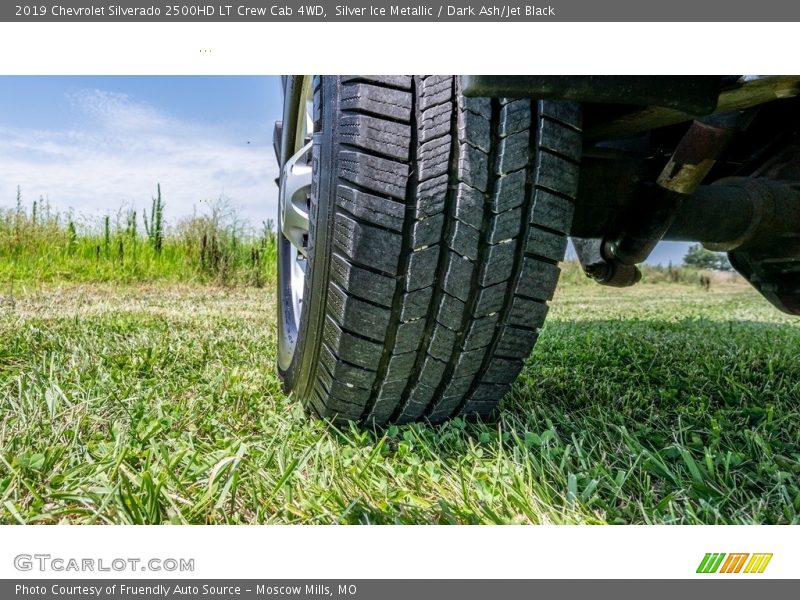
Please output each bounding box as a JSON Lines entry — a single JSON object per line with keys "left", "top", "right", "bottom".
{"left": 69, "top": 89, "right": 171, "bottom": 132}
{"left": 0, "top": 89, "right": 279, "bottom": 230}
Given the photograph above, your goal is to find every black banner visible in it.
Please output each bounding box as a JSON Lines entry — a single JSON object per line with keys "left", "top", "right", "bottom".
{"left": 4, "top": 0, "right": 800, "bottom": 22}
{"left": 4, "top": 580, "right": 799, "bottom": 599}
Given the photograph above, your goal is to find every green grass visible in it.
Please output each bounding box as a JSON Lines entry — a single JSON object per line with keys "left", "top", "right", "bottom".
{"left": 1, "top": 277, "right": 798, "bottom": 524}
{"left": 0, "top": 200, "right": 277, "bottom": 286}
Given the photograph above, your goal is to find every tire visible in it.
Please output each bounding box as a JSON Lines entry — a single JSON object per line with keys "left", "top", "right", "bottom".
{"left": 278, "top": 75, "right": 581, "bottom": 425}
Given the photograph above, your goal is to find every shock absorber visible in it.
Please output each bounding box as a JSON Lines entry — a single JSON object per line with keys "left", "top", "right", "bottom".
{"left": 576, "top": 110, "right": 753, "bottom": 286}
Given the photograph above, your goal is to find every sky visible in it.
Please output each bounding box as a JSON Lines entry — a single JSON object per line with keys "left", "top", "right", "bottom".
{"left": 0, "top": 76, "right": 689, "bottom": 264}
{"left": 0, "top": 76, "right": 283, "bottom": 233}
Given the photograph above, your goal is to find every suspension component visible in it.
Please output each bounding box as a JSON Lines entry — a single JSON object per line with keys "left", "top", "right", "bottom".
{"left": 694, "top": 177, "right": 800, "bottom": 315}
{"left": 577, "top": 112, "right": 748, "bottom": 286}
{"left": 573, "top": 237, "right": 642, "bottom": 287}
{"left": 573, "top": 173, "right": 800, "bottom": 314}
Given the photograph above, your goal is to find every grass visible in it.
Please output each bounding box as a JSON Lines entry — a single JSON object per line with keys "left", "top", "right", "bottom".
{"left": 1, "top": 275, "right": 798, "bottom": 524}
{"left": 0, "top": 195, "right": 277, "bottom": 286}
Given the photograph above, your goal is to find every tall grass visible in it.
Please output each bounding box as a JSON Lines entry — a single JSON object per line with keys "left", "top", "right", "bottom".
{"left": 0, "top": 189, "right": 277, "bottom": 287}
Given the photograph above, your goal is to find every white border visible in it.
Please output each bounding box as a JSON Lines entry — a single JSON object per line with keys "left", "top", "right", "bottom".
{"left": 0, "top": 525, "right": 797, "bottom": 579}
{"left": 0, "top": 22, "right": 798, "bottom": 75}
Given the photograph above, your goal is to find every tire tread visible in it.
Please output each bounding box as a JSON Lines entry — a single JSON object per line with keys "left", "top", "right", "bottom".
{"left": 301, "top": 76, "right": 581, "bottom": 424}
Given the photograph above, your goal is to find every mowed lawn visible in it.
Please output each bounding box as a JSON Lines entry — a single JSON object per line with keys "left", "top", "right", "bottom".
{"left": 1, "top": 278, "right": 798, "bottom": 524}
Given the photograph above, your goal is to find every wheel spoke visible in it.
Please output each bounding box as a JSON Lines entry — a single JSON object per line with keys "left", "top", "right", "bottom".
{"left": 279, "top": 141, "right": 312, "bottom": 255}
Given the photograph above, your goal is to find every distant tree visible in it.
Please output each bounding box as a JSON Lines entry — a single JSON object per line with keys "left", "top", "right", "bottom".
{"left": 683, "top": 244, "right": 732, "bottom": 271}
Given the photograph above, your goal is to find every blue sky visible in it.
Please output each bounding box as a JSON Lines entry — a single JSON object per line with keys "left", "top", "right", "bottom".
{"left": 0, "top": 76, "right": 689, "bottom": 264}
{"left": 0, "top": 76, "right": 283, "bottom": 232}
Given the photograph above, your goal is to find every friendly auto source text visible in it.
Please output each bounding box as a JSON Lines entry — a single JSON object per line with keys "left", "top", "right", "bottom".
{"left": 15, "top": 584, "right": 358, "bottom": 596}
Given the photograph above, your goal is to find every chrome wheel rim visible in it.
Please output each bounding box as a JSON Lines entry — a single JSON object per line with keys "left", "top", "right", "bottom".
{"left": 277, "top": 76, "right": 314, "bottom": 371}
{"left": 281, "top": 140, "right": 312, "bottom": 321}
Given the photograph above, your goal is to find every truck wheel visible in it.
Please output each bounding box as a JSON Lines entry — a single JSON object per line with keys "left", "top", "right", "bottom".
{"left": 277, "top": 75, "right": 581, "bottom": 425}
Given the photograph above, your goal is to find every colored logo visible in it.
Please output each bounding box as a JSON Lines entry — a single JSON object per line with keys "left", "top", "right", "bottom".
{"left": 696, "top": 553, "right": 773, "bottom": 574}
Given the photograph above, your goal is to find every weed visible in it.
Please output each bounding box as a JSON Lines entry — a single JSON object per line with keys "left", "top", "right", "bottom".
{"left": 0, "top": 191, "right": 276, "bottom": 286}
